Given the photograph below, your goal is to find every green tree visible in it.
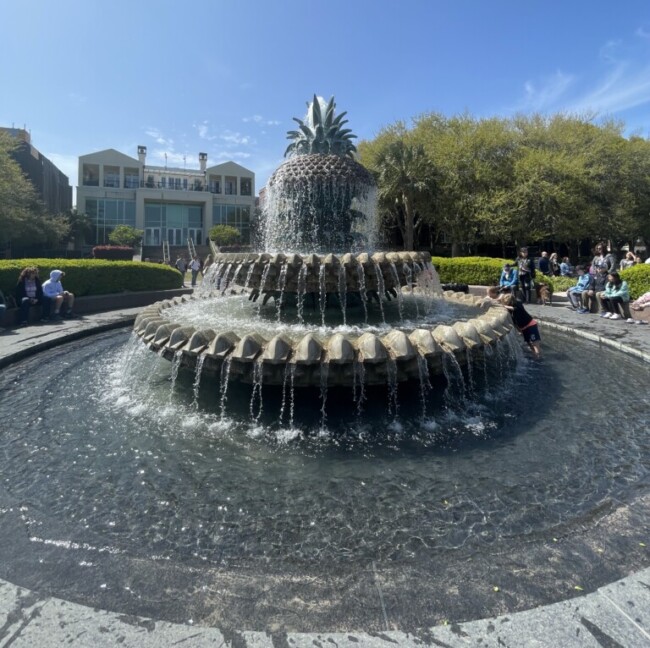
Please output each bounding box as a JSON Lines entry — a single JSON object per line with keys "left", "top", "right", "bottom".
{"left": 209, "top": 224, "right": 240, "bottom": 246}
{"left": 109, "top": 224, "right": 143, "bottom": 247}
{"left": 0, "top": 132, "right": 45, "bottom": 248}
{"left": 359, "top": 124, "right": 437, "bottom": 250}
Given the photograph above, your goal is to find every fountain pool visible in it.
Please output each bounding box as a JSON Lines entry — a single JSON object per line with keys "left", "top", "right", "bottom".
{"left": 0, "top": 327, "right": 648, "bottom": 631}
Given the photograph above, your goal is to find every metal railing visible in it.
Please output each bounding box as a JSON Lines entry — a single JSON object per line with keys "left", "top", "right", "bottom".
{"left": 162, "top": 240, "right": 170, "bottom": 264}
{"left": 187, "top": 237, "right": 197, "bottom": 259}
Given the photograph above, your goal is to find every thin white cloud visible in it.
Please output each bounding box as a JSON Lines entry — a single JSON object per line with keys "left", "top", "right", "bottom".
{"left": 220, "top": 130, "right": 254, "bottom": 146}
{"left": 635, "top": 26, "right": 650, "bottom": 39}
{"left": 566, "top": 63, "right": 650, "bottom": 115}
{"left": 599, "top": 39, "right": 622, "bottom": 63}
{"left": 242, "top": 115, "right": 281, "bottom": 126}
{"left": 194, "top": 120, "right": 218, "bottom": 141}
{"left": 145, "top": 127, "right": 174, "bottom": 147}
{"left": 521, "top": 70, "right": 574, "bottom": 111}
{"left": 214, "top": 151, "right": 252, "bottom": 160}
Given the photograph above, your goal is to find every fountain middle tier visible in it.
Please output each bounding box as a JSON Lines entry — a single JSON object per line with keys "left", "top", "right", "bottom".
{"left": 201, "top": 250, "right": 437, "bottom": 298}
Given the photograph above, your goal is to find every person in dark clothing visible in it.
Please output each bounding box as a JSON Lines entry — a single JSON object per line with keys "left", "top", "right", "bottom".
{"left": 538, "top": 251, "right": 550, "bottom": 276}
{"left": 15, "top": 266, "right": 44, "bottom": 326}
{"left": 515, "top": 247, "right": 536, "bottom": 303}
{"left": 501, "top": 293, "right": 542, "bottom": 358}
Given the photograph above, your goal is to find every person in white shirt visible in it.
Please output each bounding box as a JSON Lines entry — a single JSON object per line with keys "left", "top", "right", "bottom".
{"left": 189, "top": 256, "right": 202, "bottom": 287}
{"left": 42, "top": 269, "right": 75, "bottom": 320}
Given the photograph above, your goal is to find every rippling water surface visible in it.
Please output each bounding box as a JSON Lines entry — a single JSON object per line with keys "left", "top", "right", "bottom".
{"left": 0, "top": 329, "right": 648, "bottom": 573}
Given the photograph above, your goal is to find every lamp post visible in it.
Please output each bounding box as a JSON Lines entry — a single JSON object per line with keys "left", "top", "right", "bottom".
{"left": 634, "top": 237, "right": 647, "bottom": 259}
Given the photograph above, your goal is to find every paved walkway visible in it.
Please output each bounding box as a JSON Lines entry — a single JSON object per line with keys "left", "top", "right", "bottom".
{"left": 0, "top": 300, "right": 649, "bottom": 646}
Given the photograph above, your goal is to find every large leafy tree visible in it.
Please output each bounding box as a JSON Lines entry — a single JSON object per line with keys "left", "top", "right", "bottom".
{"left": 0, "top": 132, "right": 45, "bottom": 248}
{"left": 361, "top": 129, "right": 436, "bottom": 251}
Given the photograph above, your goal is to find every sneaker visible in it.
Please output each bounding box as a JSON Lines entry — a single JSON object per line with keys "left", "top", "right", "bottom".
{"left": 635, "top": 320, "right": 648, "bottom": 325}
{"left": 53, "top": 313, "right": 63, "bottom": 321}
{"left": 577, "top": 307, "right": 589, "bottom": 314}
{"left": 626, "top": 318, "right": 635, "bottom": 323}
{"left": 599, "top": 312, "right": 609, "bottom": 318}
{"left": 610, "top": 313, "right": 621, "bottom": 320}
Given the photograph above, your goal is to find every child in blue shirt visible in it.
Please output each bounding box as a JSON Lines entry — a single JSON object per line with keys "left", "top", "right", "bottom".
{"left": 567, "top": 265, "right": 594, "bottom": 311}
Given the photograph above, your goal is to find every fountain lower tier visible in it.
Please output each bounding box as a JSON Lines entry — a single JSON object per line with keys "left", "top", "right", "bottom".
{"left": 133, "top": 292, "right": 512, "bottom": 386}
{"left": 202, "top": 251, "right": 435, "bottom": 297}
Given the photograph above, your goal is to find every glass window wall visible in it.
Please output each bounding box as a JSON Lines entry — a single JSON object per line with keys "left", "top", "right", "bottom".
{"left": 85, "top": 198, "right": 136, "bottom": 244}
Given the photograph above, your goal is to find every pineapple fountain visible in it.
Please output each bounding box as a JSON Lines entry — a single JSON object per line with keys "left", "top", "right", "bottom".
{"left": 132, "top": 96, "right": 512, "bottom": 406}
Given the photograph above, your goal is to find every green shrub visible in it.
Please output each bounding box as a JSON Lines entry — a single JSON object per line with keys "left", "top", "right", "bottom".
{"left": 209, "top": 224, "right": 240, "bottom": 246}
{"left": 621, "top": 264, "right": 650, "bottom": 300}
{"left": 0, "top": 259, "right": 183, "bottom": 297}
{"left": 544, "top": 276, "right": 575, "bottom": 293}
{"left": 431, "top": 256, "right": 510, "bottom": 286}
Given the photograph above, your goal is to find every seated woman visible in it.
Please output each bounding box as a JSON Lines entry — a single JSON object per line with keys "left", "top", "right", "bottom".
{"left": 498, "top": 263, "right": 518, "bottom": 294}
{"left": 600, "top": 271, "right": 632, "bottom": 321}
{"left": 15, "top": 266, "right": 44, "bottom": 326}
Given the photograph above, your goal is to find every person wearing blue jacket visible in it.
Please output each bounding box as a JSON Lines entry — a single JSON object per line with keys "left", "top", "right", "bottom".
{"left": 567, "top": 266, "right": 594, "bottom": 311}
{"left": 498, "top": 264, "right": 518, "bottom": 294}
{"left": 600, "top": 271, "right": 632, "bottom": 321}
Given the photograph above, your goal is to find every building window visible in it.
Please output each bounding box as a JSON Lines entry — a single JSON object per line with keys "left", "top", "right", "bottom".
{"left": 183, "top": 178, "right": 188, "bottom": 190}
{"left": 212, "top": 204, "right": 250, "bottom": 243}
{"left": 225, "top": 176, "right": 237, "bottom": 195}
{"left": 240, "top": 177, "right": 252, "bottom": 196}
{"left": 146, "top": 175, "right": 155, "bottom": 188}
{"left": 86, "top": 198, "right": 136, "bottom": 244}
{"left": 160, "top": 177, "right": 166, "bottom": 188}
{"left": 124, "top": 167, "right": 139, "bottom": 188}
{"left": 104, "top": 165, "right": 120, "bottom": 188}
{"left": 174, "top": 178, "right": 181, "bottom": 190}
{"left": 144, "top": 202, "right": 203, "bottom": 246}
{"left": 82, "top": 164, "right": 99, "bottom": 186}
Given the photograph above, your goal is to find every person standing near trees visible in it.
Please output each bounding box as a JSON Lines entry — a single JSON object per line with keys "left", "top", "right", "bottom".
{"left": 590, "top": 242, "right": 616, "bottom": 275}
{"left": 538, "top": 251, "right": 550, "bottom": 276}
{"left": 175, "top": 256, "right": 187, "bottom": 286}
{"left": 515, "top": 247, "right": 535, "bottom": 303}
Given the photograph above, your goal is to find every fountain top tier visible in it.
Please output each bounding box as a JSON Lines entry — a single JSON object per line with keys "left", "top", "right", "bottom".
{"left": 262, "top": 95, "right": 376, "bottom": 252}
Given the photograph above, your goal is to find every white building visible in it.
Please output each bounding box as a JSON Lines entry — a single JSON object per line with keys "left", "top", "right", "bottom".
{"left": 77, "top": 146, "right": 255, "bottom": 248}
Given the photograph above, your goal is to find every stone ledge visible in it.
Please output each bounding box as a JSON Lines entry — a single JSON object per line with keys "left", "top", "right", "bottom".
{"left": 0, "top": 287, "right": 192, "bottom": 326}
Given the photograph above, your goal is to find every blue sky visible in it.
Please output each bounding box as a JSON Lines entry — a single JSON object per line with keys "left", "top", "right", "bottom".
{"left": 2, "top": 0, "right": 650, "bottom": 204}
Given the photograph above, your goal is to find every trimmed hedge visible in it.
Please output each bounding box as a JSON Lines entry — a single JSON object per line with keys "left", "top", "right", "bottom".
{"left": 93, "top": 245, "right": 135, "bottom": 260}
{"left": 431, "top": 256, "right": 510, "bottom": 286}
{"left": 0, "top": 259, "right": 183, "bottom": 297}
{"left": 621, "top": 264, "right": 650, "bottom": 300}
{"left": 431, "top": 255, "right": 650, "bottom": 298}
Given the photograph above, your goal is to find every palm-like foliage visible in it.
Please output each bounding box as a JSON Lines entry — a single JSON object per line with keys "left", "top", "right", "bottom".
{"left": 284, "top": 95, "right": 357, "bottom": 158}
{"left": 373, "top": 140, "right": 436, "bottom": 251}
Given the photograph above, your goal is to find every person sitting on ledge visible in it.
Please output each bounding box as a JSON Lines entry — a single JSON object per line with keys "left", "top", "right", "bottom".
{"left": 600, "top": 271, "right": 632, "bottom": 322}
{"left": 566, "top": 265, "right": 593, "bottom": 312}
{"left": 15, "top": 266, "right": 44, "bottom": 326}
{"left": 42, "top": 270, "right": 76, "bottom": 320}
{"left": 498, "top": 263, "right": 518, "bottom": 294}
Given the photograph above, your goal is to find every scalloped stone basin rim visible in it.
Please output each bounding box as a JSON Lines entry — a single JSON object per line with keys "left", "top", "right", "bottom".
{"left": 133, "top": 291, "right": 513, "bottom": 386}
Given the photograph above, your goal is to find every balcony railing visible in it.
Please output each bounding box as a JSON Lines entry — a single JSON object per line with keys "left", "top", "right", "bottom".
{"left": 140, "top": 180, "right": 219, "bottom": 192}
